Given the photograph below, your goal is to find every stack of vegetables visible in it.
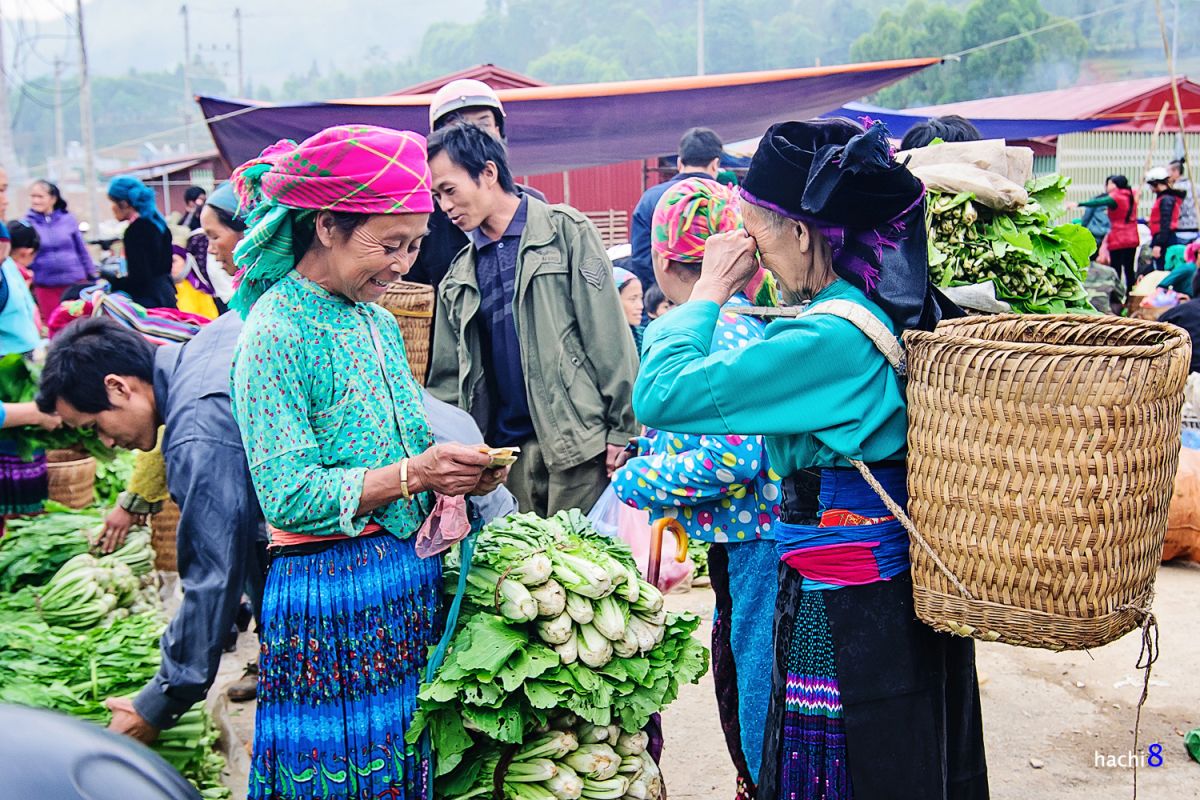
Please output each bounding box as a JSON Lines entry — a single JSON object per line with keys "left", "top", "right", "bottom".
{"left": 410, "top": 510, "right": 709, "bottom": 800}
{"left": 1, "top": 523, "right": 161, "bottom": 626}
{"left": 0, "top": 506, "right": 229, "bottom": 798}
{"left": 926, "top": 174, "right": 1097, "bottom": 314}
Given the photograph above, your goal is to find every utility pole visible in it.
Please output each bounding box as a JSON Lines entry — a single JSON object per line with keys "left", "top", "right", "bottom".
{"left": 181, "top": 4, "right": 193, "bottom": 150}
{"left": 53, "top": 59, "right": 65, "bottom": 181}
{"left": 696, "top": 0, "right": 705, "bottom": 76}
{"left": 76, "top": 0, "right": 100, "bottom": 229}
{"left": 235, "top": 7, "right": 245, "bottom": 96}
{"left": 0, "top": 1, "right": 20, "bottom": 175}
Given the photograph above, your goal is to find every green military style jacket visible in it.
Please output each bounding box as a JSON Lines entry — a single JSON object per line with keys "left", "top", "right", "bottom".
{"left": 428, "top": 197, "right": 640, "bottom": 472}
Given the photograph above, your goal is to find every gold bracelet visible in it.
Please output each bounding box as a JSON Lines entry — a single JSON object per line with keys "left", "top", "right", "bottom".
{"left": 400, "top": 458, "right": 411, "bottom": 499}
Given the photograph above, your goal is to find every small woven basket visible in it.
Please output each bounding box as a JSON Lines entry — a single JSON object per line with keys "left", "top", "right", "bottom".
{"left": 902, "top": 314, "right": 1190, "bottom": 650}
{"left": 377, "top": 281, "right": 435, "bottom": 385}
{"left": 151, "top": 498, "right": 180, "bottom": 572}
{"left": 45, "top": 449, "right": 96, "bottom": 509}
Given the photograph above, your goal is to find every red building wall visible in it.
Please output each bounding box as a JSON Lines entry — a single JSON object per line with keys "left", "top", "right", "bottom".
{"left": 519, "top": 159, "right": 653, "bottom": 216}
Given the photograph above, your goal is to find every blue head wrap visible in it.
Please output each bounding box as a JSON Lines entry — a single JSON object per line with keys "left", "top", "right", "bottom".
{"left": 205, "top": 181, "right": 241, "bottom": 219}
{"left": 107, "top": 175, "right": 168, "bottom": 233}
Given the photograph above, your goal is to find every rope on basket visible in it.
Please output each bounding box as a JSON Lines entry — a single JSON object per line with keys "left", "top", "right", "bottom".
{"left": 1115, "top": 601, "right": 1160, "bottom": 800}
{"left": 849, "top": 459, "right": 977, "bottom": 602}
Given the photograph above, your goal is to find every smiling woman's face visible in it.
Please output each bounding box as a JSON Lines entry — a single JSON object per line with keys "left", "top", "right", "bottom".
{"left": 320, "top": 212, "right": 430, "bottom": 303}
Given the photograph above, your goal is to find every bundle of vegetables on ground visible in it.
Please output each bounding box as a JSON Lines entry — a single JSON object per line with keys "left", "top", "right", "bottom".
{"left": 1, "top": 527, "right": 160, "bottom": 627}
{"left": 926, "top": 174, "right": 1097, "bottom": 314}
{"left": 435, "top": 712, "right": 665, "bottom": 800}
{"left": 410, "top": 511, "right": 708, "bottom": 799}
{"left": 0, "top": 503, "right": 102, "bottom": 591}
{"left": 0, "top": 611, "right": 229, "bottom": 797}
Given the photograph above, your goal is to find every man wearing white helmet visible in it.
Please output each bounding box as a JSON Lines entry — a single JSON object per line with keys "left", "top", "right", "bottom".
{"left": 407, "top": 79, "right": 545, "bottom": 293}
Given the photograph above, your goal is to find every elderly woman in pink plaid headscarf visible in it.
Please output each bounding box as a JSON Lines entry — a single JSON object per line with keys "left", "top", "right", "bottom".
{"left": 228, "top": 124, "right": 506, "bottom": 799}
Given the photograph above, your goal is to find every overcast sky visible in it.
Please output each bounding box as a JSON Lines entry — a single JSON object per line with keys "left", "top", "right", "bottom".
{"left": 6, "top": 0, "right": 485, "bottom": 89}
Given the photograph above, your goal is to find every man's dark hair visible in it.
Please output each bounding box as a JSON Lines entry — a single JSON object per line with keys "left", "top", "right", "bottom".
{"left": 899, "top": 115, "right": 983, "bottom": 151}
{"left": 679, "top": 127, "right": 724, "bottom": 168}
{"left": 36, "top": 317, "right": 156, "bottom": 414}
{"left": 184, "top": 186, "right": 206, "bottom": 204}
{"left": 437, "top": 107, "right": 506, "bottom": 139}
{"left": 427, "top": 123, "right": 516, "bottom": 194}
{"left": 7, "top": 219, "right": 39, "bottom": 251}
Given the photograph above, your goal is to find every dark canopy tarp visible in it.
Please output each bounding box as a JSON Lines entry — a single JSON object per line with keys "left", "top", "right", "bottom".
{"left": 199, "top": 57, "right": 939, "bottom": 174}
{"left": 821, "top": 101, "right": 1117, "bottom": 140}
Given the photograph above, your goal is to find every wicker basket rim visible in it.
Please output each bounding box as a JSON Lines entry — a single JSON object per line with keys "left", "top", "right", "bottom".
{"left": 46, "top": 451, "right": 96, "bottom": 465}
{"left": 905, "top": 313, "right": 1189, "bottom": 360}
{"left": 381, "top": 281, "right": 433, "bottom": 296}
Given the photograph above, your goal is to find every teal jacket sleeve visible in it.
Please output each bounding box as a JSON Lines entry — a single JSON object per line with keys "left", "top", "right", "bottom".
{"left": 1078, "top": 195, "right": 1117, "bottom": 209}
{"left": 633, "top": 300, "right": 900, "bottom": 454}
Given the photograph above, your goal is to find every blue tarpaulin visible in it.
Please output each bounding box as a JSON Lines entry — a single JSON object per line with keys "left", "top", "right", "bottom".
{"left": 822, "top": 102, "right": 1117, "bottom": 141}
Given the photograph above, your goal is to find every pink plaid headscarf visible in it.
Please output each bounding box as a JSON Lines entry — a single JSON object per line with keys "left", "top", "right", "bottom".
{"left": 230, "top": 125, "right": 433, "bottom": 314}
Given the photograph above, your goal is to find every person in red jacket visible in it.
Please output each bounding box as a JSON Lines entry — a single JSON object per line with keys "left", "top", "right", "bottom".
{"left": 1076, "top": 174, "right": 1141, "bottom": 288}
{"left": 1148, "top": 167, "right": 1186, "bottom": 270}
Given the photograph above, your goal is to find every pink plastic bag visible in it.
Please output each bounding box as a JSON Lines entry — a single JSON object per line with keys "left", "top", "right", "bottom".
{"left": 415, "top": 494, "right": 472, "bottom": 558}
{"left": 615, "top": 502, "right": 694, "bottom": 593}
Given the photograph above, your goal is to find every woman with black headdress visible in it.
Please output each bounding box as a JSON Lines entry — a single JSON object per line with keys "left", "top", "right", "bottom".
{"left": 634, "top": 119, "right": 988, "bottom": 799}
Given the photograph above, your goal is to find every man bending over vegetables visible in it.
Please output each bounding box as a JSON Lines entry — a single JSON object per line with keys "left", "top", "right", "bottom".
{"left": 36, "top": 313, "right": 261, "bottom": 743}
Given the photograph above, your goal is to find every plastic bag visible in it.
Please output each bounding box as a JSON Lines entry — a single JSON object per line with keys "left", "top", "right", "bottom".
{"left": 415, "top": 493, "right": 472, "bottom": 558}
{"left": 586, "top": 485, "right": 623, "bottom": 539}
{"left": 1164, "top": 448, "right": 1200, "bottom": 564}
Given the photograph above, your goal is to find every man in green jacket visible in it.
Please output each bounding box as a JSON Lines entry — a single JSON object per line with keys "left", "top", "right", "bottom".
{"left": 426, "top": 123, "right": 639, "bottom": 516}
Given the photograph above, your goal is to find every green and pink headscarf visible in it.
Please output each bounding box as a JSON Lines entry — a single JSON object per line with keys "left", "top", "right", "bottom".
{"left": 651, "top": 177, "right": 777, "bottom": 307}
{"left": 229, "top": 124, "right": 434, "bottom": 315}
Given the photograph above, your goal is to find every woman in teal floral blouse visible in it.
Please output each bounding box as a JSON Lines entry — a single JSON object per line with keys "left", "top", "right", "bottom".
{"left": 228, "top": 125, "right": 504, "bottom": 800}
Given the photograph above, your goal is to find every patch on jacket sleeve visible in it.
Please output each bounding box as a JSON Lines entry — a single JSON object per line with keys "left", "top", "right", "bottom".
{"left": 580, "top": 257, "right": 608, "bottom": 289}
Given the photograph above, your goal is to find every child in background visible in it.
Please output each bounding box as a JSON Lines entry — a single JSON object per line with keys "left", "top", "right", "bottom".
{"left": 644, "top": 283, "right": 672, "bottom": 320}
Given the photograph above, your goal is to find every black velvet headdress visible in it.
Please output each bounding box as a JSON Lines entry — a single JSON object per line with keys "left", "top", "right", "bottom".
{"left": 740, "top": 119, "right": 961, "bottom": 332}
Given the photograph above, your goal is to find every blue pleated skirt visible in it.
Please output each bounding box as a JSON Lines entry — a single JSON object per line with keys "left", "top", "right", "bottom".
{"left": 249, "top": 534, "right": 442, "bottom": 800}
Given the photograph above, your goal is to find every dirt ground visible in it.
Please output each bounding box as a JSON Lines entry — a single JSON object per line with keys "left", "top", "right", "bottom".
{"left": 210, "top": 562, "right": 1200, "bottom": 799}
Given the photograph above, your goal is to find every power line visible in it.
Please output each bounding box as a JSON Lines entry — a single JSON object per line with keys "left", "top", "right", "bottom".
{"left": 945, "top": 0, "right": 1145, "bottom": 61}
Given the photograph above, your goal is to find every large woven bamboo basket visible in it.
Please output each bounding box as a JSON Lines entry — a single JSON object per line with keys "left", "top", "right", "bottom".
{"left": 377, "top": 281, "right": 434, "bottom": 384}
{"left": 903, "top": 314, "right": 1190, "bottom": 650}
{"left": 151, "top": 498, "right": 180, "bottom": 572}
{"left": 45, "top": 449, "right": 96, "bottom": 509}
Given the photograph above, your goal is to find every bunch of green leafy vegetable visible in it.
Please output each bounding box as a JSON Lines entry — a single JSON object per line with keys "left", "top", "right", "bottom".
{"left": 436, "top": 712, "right": 664, "bottom": 800}
{"left": 0, "top": 503, "right": 101, "bottom": 591}
{"left": 0, "top": 353, "right": 114, "bottom": 461}
{"left": 410, "top": 512, "right": 708, "bottom": 793}
{"left": 926, "top": 174, "right": 1097, "bottom": 314}
{"left": 0, "top": 612, "right": 229, "bottom": 797}
{"left": 94, "top": 449, "right": 136, "bottom": 506}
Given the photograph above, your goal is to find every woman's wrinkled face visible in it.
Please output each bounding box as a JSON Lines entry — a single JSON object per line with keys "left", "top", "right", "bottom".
{"left": 742, "top": 202, "right": 810, "bottom": 296}
{"left": 30, "top": 183, "right": 54, "bottom": 214}
{"left": 200, "top": 205, "right": 242, "bottom": 276}
{"left": 619, "top": 278, "right": 644, "bottom": 326}
{"left": 323, "top": 212, "right": 429, "bottom": 303}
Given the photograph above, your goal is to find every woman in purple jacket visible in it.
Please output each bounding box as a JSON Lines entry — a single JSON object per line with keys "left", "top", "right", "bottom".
{"left": 25, "top": 180, "right": 95, "bottom": 321}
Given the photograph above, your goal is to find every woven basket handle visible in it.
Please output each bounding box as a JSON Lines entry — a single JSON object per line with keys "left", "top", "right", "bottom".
{"left": 798, "top": 300, "right": 972, "bottom": 599}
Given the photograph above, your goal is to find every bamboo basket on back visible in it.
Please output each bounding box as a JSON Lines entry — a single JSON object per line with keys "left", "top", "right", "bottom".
{"left": 378, "top": 281, "right": 435, "bottom": 385}
{"left": 901, "top": 314, "right": 1189, "bottom": 650}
